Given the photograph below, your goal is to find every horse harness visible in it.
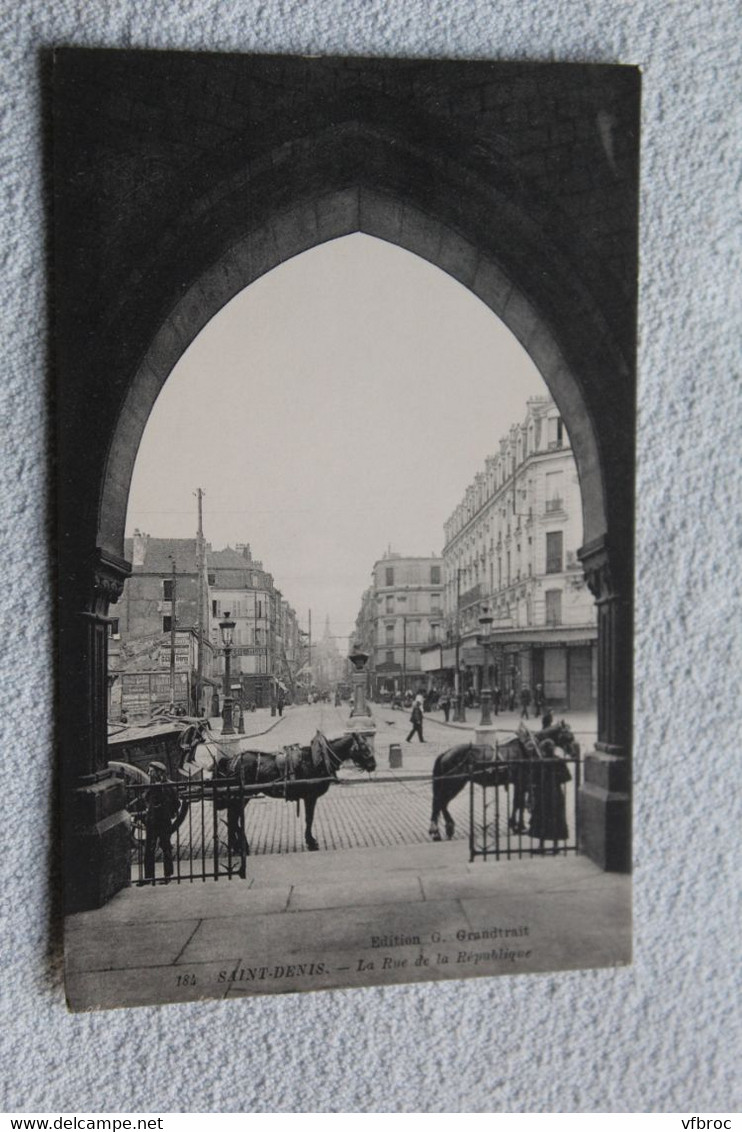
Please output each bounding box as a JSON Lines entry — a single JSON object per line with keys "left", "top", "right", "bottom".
{"left": 219, "top": 731, "right": 341, "bottom": 803}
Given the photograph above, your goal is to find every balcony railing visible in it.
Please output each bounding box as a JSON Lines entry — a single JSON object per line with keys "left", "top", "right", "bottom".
{"left": 545, "top": 497, "right": 564, "bottom": 513}
{"left": 459, "top": 582, "right": 483, "bottom": 608}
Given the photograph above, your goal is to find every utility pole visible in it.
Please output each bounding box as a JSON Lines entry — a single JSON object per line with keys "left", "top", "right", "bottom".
{"left": 169, "top": 557, "right": 177, "bottom": 708}
{"left": 453, "top": 567, "right": 466, "bottom": 722}
{"left": 402, "top": 615, "right": 407, "bottom": 696}
{"left": 194, "top": 487, "right": 205, "bottom": 715}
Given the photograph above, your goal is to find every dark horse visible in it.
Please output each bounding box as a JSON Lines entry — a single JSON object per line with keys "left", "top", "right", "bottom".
{"left": 428, "top": 722, "right": 579, "bottom": 842}
{"left": 199, "top": 730, "right": 376, "bottom": 855}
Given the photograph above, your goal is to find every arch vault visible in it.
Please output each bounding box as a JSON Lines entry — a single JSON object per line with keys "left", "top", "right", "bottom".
{"left": 54, "top": 51, "right": 637, "bottom": 909}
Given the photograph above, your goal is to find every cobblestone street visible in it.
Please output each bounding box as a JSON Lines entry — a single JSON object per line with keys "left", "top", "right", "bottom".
{"left": 135, "top": 701, "right": 593, "bottom": 873}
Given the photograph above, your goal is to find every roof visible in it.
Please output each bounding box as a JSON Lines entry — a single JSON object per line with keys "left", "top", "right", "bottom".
{"left": 208, "top": 547, "right": 272, "bottom": 590}
{"left": 208, "top": 547, "right": 251, "bottom": 568}
{"left": 125, "top": 537, "right": 199, "bottom": 574}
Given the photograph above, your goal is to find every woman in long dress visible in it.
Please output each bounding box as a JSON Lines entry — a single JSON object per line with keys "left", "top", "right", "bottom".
{"left": 528, "top": 738, "right": 571, "bottom": 853}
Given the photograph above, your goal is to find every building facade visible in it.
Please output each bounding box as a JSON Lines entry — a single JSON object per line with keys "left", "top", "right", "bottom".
{"left": 108, "top": 533, "right": 215, "bottom": 719}
{"left": 441, "top": 397, "right": 597, "bottom": 710}
{"left": 109, "top": 536, "right": 304, "bottom": 719}
{"left": 311, "top": 616, "right": 346, "bottom": 695}
{"left": 208, "top": 543, "right": 302, "bottom": 709}
{"left": 355, "top": 553, "right": 445, "bottom": 699}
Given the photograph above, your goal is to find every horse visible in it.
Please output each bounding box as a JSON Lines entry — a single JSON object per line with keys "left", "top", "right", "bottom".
{"left": 428, "top": 721, "right": 579, "bottom": 842}
{"left": 181, "top": 728, "right": 376, "bottom": 855}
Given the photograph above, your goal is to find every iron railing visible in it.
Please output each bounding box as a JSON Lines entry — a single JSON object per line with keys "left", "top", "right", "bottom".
{"left": 125, "top": 778, "right": 251, "bottom": 885}
{"left": 469, "top": 753, "right": 581, "bottom": 862}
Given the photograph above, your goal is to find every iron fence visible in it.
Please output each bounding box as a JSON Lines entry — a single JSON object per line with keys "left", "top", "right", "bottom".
{"left": 125, "top": 778, "right": 251, "bottom": 885}
{"left": 119, "top": 754, "right": 583, "bottom": 884}
{"left": 469, "top": 753, "right": 581, "bottom": 861}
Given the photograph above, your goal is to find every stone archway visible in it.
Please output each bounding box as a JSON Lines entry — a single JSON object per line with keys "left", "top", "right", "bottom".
{"left": 56, "top": 58, "right": 635, "bottom": 909}
{"left": 99, "top": 190, "right": 609, "bottom": 559}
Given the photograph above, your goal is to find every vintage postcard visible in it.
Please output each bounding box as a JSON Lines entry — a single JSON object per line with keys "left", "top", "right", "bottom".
{"left": 54, "top": 49, "right": 638, "bottom": 1010}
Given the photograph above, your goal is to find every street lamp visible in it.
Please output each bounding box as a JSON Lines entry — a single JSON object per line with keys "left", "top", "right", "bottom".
{"left": 348, "top": 643, "right": 370, "bottom": 718}
{"left": 220, "top": 612, "right": 236, "bottom": 736}
{"left": 478, "top": 605, "right": 494, "bottom": 727}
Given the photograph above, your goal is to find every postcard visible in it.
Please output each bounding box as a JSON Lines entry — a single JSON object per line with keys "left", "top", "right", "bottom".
{"left": 54, "top": 48, "right": 638, "bottom": 1010}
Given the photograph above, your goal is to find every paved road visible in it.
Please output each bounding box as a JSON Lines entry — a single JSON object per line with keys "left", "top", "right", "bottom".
{"left": 133, "top": 702, "right": 592, "bottom": 877}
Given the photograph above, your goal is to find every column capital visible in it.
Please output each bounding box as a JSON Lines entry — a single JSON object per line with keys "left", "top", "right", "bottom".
{"left": 577, "top": 534, "right": 630, "bottom": 604}
{"left": 87, "top": 547, "right": 131, "bottom": 617}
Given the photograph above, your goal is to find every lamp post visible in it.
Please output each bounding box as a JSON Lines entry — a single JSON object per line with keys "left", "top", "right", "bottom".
{"left": 220, "top": 612, "right": 236, "bottom": 736}
{"left": 345, "top": 642, "right": 376, "bottom": 750}
{"left": 477, "top": 605, "right": 494, "bottom": 727}
{"left": 452, "top": 568, "right": 466, "bottom": 722}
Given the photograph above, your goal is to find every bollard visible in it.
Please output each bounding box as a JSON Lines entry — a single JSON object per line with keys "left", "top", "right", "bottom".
{"left": 389, "top": 743, "right": 402, "bottom": 769}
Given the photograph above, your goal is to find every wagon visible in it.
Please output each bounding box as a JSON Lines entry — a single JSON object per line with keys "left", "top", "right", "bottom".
{"left": 107, "top": 716, "right": 206, "bottom": 847}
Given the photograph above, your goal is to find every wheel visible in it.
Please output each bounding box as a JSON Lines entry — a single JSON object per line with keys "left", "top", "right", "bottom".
{"left": 108, "top": 761, "right": 149, "bottom": 849}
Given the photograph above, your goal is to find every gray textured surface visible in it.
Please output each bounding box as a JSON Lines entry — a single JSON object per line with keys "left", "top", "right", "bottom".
{"left": 1, "top": 0, "right": 740, "bottom": 1114}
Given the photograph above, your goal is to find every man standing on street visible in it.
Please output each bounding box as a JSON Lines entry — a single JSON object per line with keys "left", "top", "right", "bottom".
{"left": 406, "top": 698, "right": 425, "bottom": 743}
{"left": 143, "top": 761, "right": 179, "bottom": 883}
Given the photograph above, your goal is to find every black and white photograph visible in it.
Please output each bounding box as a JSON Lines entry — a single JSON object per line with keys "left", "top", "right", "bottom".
{"left": 54, "top": 49, "right": 638, "bottom": 1012}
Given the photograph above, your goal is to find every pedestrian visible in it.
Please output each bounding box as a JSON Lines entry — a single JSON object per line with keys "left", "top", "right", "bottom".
{"left": 492, "top": 685, "right": 501, "bottom": 716}
{"left": 277, "top": 689, "right": 285, "bottom": 717}
{"left": 406, "top": 698, "right": 425, "bottom": 743}
{"left": 528, "top": 738, "right": 571, "bottom": 854}
{"left": 520, "top": 684, "right": 532, "bottom": 719}
{"left": 508, "top": 685, "right": 516, "bottom": 712}
{"left": 142, "top": 761, "right": 179, "bottom": 883}
{"left": 534, "top": 683, "right": 544, "bottom": 715}
{"left": 542, "top": 709, "right": 554, "bottom": 730}
{"left": 440, "top": 691, "right": 451, "bottom": 722}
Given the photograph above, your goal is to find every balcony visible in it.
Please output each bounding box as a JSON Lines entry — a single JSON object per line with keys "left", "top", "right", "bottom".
{"left": 545, "top": 497, "right": 565, "bottom": 514}
{"left": 458, "top": 582, "right": 483, "bottom": 608}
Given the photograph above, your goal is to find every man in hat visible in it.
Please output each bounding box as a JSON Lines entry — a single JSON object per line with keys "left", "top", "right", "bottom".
{"left": 142, "top": 761, "right": 179, "bottom": 882}
{"left": 406, "top": 697, "right": 425, "bottom": 743}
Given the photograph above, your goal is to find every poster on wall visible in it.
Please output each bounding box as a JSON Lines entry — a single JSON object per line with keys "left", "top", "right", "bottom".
{"left": 54, "top": 48, "right": 638, "bottom": 1010}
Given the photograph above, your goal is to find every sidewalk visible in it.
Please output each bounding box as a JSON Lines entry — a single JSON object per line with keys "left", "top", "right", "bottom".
{"left": 65, "top": 842, "right": 630, "bottom": 1011}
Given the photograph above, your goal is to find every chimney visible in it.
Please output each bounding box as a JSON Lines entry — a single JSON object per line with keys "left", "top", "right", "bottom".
{"left": 132, "top": 530, "right": 149, "bottom": 568}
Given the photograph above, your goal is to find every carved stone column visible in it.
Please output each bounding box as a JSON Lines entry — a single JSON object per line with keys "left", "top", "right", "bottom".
{"left": 63, "top": 549, "right": 132, "bottom": 912}
{"left": 577, "top": 536, "right": 632, "bottom": 872}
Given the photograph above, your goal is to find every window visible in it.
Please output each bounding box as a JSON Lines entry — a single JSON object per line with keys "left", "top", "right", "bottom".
{"left": 431, "top": 565, "right": 441, "bottom": 584}
{"left": 385, "top": 650, "right": 395, "bottom": 666}
{"left": 545, "top": 590, "right": 562, "bottom": 626}
{"left": 207, "top": 572, "right": 216, "bottom": 585}
{"left": 385, "top": 624, "right": 395, "bottom": 645}
{"left": 212, "top": 599, "right": 220, "bottom": 618}
{"left": 407, "top": 622, "right": 418, "bottom": 643}
{"left": 546, "top": 531, "right": 563, "bottom": 574}
{"left": 162, "top": 616, "right": 172, "bottom": 632}
{"left": 385, "top": 567, "right": 394, "bottom": 586}
{"left": 546, "top": 470, "right": 564, "bottom": 512}
{"left": 547, "top": 416, "right": 564, "bottom": 449}
{"left": 108, "top": 619, "right": 119, "bottom": 637}
{"left": 162, "top": 579, "right": 174, "bottom": 602}
{"left": 386, "top": 596, "right": 394, "bottom": 614}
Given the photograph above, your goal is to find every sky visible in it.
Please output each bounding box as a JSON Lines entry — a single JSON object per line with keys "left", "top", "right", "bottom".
{"left": 126, "top": 234, "right": 549, "bottom": 648}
